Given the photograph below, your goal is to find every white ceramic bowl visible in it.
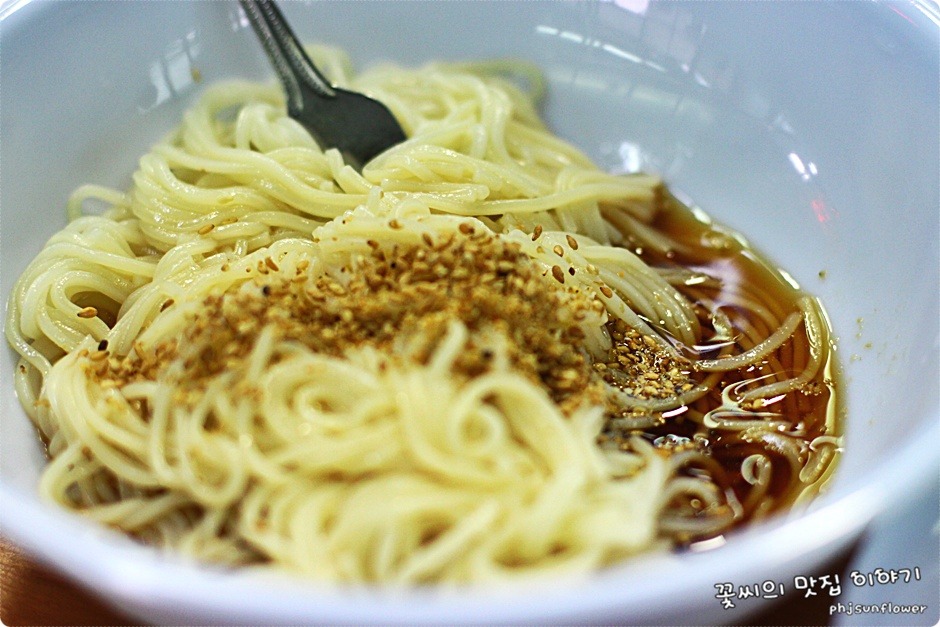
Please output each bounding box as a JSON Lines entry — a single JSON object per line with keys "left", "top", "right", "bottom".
{"left": 1, "top": 1, "right": 937, "bottom": 624}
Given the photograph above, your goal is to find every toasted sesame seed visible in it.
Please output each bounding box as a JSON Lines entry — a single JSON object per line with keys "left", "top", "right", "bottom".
{"left": 566, "top": 234, "right": 579, "bottom": 250}
{"left": 553, "top": 244, "right": 565, "bottom": 257}
{"left": 77, "top": 306, "right": 97, "bottom": 318}
{"left": 599, "top": 285, "right": 613, "bottom": 298}
{"left": 388, "top": 219, "right": 402, "bottom": 230}
{"left": 85, "top": 223, "right": 695, "bottom": 431}
{"left": 531, "top": 225, "right": 543, "bottom": 240}
{"left": 459, "top": 222, "right": 474, "bottom": 235}
{"left": 197, "top": 224, "right": 215, "bottom": 235}
{"left": 89, "top": 350, "right": 109, "bottom": 361}
{"left": 265, "top": 257, "right": 279, "bottom": 271}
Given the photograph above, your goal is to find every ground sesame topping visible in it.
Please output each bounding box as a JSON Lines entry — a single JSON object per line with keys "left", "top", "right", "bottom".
{"left": 596, "top": 319, "right": 692, "bottom": 400}
{"left": 90, "top": 226, "right": 695, "bottom": 425}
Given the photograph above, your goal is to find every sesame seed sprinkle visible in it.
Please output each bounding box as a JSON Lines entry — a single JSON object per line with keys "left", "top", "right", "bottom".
{"left": 88, "top": 226, "right": 693, "bottom": 427}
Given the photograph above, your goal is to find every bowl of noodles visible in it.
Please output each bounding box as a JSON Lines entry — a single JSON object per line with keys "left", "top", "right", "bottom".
{"left": 1, "top": 1, "right": 937, "bottom": 624}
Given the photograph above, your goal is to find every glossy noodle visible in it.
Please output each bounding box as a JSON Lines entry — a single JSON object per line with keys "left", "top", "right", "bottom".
{"left": 5, "top": 47, "right": 841, "bottom": 584}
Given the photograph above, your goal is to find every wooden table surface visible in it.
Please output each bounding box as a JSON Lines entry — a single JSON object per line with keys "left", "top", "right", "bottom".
{"left": 0, "top": 538, "right": 136, "bottom": 626}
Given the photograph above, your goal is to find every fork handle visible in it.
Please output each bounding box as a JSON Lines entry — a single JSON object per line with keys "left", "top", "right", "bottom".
{"left": 238, "top": 0, "right": 335, "bottom": 111}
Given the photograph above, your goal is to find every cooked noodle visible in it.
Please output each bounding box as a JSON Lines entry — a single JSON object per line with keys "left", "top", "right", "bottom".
{"left": 5, "top": 47, "right": 841, "bottom": 583}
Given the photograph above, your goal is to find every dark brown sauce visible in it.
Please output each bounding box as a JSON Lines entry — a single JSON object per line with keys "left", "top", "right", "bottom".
{"left": 622, "top": 192, "right": 840, "bottom": 541}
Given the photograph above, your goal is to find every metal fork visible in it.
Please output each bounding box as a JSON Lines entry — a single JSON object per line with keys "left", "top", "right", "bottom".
{"left": 238, "top": 0, "right": 406, "bottom": 170}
